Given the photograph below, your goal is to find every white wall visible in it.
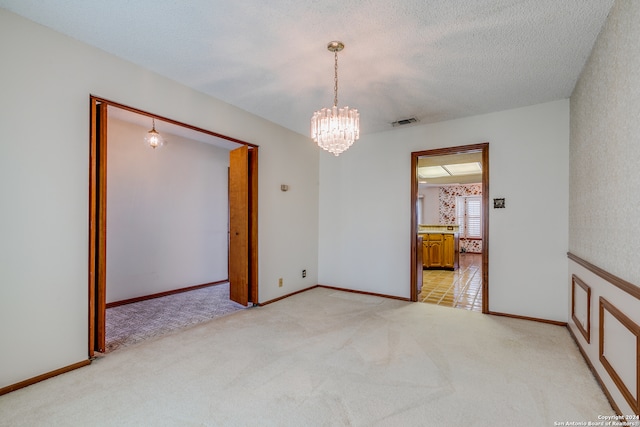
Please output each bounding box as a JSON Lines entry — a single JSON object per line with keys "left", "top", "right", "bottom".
{"left": 319, "top": 100, "right": 570, "bottom": 321}
{"left": 418, "top": 185, "right": 439, "bottom": 224}
{"left": 107, "top": 118, "right": 230, "bottom": 303}
{"left": 0, "top": 9, "right": 318, "bottom": 389}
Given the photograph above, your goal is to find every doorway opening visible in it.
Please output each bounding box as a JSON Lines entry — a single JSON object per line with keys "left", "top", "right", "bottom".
{"left": 88, "top": 96, "right": 258, "bottom": 356}
{"left": 410, "top": 143, "right": 489, "bottom": 313}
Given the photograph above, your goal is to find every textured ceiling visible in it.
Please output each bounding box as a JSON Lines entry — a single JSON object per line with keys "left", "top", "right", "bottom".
{"left": 0, "top": 0, "right": 614, "bottom": 136}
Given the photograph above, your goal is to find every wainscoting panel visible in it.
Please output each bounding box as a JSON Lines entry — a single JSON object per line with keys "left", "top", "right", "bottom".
{"left": 572, "top": 275, "right": 591, "bottom": 343}
{"left": 599, "top": 297, "right": 640, "bottom": 414}
{"left": 568, "top": 253, "right": 640, "bottom": 416}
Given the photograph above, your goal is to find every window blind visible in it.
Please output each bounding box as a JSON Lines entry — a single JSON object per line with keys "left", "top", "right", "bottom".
{"left": 457, "top": 195, "right": 482, "bottom": 238}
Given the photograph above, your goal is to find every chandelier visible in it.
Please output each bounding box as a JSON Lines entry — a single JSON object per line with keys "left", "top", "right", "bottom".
{"left": 145, "top": 117, "right": 164, "bottom": 149}
{"left": 310, "top": 41, "right": 360, "bottom": 156}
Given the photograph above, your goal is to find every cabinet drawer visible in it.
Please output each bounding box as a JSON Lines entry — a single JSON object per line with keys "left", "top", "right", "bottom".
{"left": 427, "top": 233, "right": 443, "bottom": 241}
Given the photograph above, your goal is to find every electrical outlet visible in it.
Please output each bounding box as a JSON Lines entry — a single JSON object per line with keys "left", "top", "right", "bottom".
{"left": 302, "top": 269, "right": 307, "bottom": 278}
{"left": 278, "top": 278, "right": 283, "bottom": 287}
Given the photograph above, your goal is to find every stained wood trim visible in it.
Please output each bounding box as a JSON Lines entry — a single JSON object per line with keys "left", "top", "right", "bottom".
{"left": 481, "top": 144, "right": 489, "bottom": 314}
{"left": 258, "top": 285, "right": 319, "bottom": 306}
{"left": 90, "top": 95, "right": 258, "bottom": 148}
{"left": 249, "top": 148, "right": 259, "bottom": 304}
{"left": 487, "top": 311, "right": 567, "bottom": 327}
{"left": 96, "top": 101, "right": 107, "bottom": 353}
{"left": 599, "top": 297, "right": 640, "bottom": 414}
{"left": 0, "top": 360, "right": 91, "bottom": 396}
{"left": 410, "top": 142, "right": 489, "bottom": 314}
{"left": 259, "top": 284, "right": 412, "bottom": 306}
{"left": 410, "top": 149, "right": 419, "bottom": 302}
{"left": 317, "top": 284, "right": 411, "bottom": 302}
{"left": 567, "top": 325, "right": 623, "bottom": 416}
{"left": 571, "top": 274, "right": 591, "bottom": 343}
{"left": 88, "top": 98, "right": 98, "bottom": 359}
{"left": 88, "top": 97, "right": 107, "bottom": 356}
{"left": 105, "top": 280, "right": 228, "bottom": 308}
{"left": 412, "top": 143, "right": 489, "bottom": 157}
{"left": 568, "top": 252, "right": 640, "bottom": 300}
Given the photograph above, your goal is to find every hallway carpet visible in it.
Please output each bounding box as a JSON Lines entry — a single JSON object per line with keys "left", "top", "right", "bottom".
{"left": 0, "top": 288, "right": 613, "bottom": 426}
{"left": 106, "top": 283, "right": 246, "bottom": 352}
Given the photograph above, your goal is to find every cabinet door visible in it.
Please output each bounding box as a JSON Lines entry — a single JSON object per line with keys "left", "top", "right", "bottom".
{"left": 428, "top": 240, "right": 443, "bottom": 267}
{"left": 443, "top": 234, "right": 455, "bottom": 268}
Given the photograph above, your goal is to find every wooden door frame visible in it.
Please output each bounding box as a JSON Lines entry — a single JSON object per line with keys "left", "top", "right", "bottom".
{"left": 88, "top": 95, "right": 259, "bottom": 357}
{"left": 410, "top": 143, "right": 489, "bottom": 313}
{"left": 88, "top": 98, "right": 107, "bottom": 355}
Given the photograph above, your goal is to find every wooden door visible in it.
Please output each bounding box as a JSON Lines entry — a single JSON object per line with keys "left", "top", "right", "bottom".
{"left": 248, "top": 148, "right": 258, "bottom": 304}
{"left": 89, "top": 97, "right": 107, "bottom": 355}
{"left": 443, "top": 234, "right": 455, "bottom": 268}
{"left": 428, "top": 239, "right": 443, "bottom": 268}
{"left": 229, "top": 146, "right": 249, "bottom": 306}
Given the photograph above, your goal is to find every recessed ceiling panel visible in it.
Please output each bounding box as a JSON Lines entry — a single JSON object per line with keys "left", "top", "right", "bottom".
{"left": 418, "top": 166, "right": 450, "bottom": 179}
{"left": 443, "top": 162, "right": 482, "bottom": 176}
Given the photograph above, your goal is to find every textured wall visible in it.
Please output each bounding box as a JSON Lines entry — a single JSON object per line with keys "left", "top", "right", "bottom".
{"left": 570, "top": 0, "right": 640, "bottom": 285}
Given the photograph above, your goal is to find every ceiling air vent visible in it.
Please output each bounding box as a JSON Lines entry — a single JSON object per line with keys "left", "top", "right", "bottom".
{"left": 391, "top": 117, "right": 419, "bottom": 127}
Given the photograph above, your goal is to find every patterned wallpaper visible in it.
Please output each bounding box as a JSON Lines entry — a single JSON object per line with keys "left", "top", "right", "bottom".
{"left": 569, "top": 0, "right": 640, "bottom": 284}
{"left": 438, "top": 184, "right": 482, "bottom": 253}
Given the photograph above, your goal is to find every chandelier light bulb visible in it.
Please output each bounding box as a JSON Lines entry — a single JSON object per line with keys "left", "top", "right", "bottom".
{"left": 145, "top": 118, "right": 164, "bottom": 149}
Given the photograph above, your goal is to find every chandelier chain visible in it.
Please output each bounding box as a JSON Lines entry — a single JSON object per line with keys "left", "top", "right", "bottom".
{"left": 333, "top": 50, "right": 338, "bottom": 107}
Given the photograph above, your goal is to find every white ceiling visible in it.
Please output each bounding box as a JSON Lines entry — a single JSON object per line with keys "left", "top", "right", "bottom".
{"left": 108, "top": 105, "right": 242, "bottom": 151}
{"left": 0, "top": 0, "right": 614, "bottom": 137}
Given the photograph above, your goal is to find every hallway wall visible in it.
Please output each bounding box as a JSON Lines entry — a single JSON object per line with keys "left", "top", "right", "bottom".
{"left": 107, "top": 118, "right": 230, "bottom": 303}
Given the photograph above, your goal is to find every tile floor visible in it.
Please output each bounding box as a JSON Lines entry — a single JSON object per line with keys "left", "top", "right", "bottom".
{"left": 418, "top": 252, "right": 483, "bottom": 312}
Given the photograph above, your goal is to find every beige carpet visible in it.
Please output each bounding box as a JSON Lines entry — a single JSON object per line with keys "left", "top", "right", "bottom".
{"left": 0, "top": 288, "right": 613, "bottom": 426}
